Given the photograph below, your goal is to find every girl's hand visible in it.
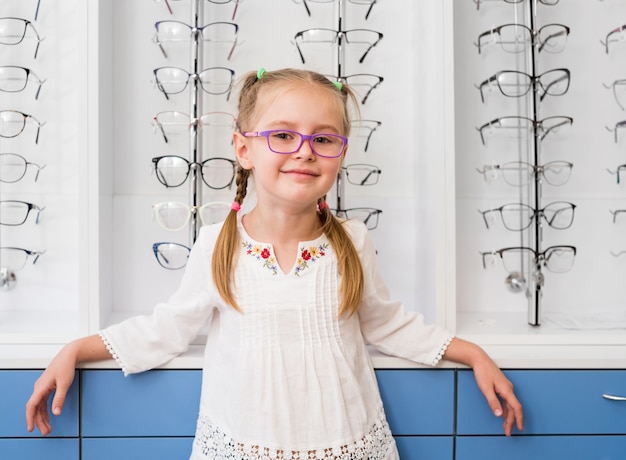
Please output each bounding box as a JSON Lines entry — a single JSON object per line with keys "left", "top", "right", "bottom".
{"left": 472, "top": 355, "right": 524, "bottom": 436}
{"left": 443, "top": 337, "right": 524, "bottom": 436}
{"left": 25, "top": 345, "right": 78, "bottom": 436}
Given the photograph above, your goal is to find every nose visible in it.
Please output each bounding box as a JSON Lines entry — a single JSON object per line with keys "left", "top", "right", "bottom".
{"left": 294, "top": 136, "right": 316, "bottom": 160}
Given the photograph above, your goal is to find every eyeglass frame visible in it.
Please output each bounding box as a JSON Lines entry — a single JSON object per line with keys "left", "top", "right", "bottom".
{"left": 242, "top": 129, "right": 348, "bottom": 159}
{"left": 0, "top": 152, "right": 46, "bottom": 183}
{"left": 152, "top": 200, "right": 231, "bottom": 231}
{"left": 477, "top": 160, "right": 574, "bottom": 187}
{"left": 472, "top": 0, "right": 559, "bottom": 10}
{"left": 153, "top": 20, "right": 238, "bottom": 60}
{"left": 340, "top": 163, "right": 382, "bottom": 186}
{"left": 605, "top": 120, "right": 626, "bottom": 143}
{"left": 152, "top": 155, "right": 236, "bottom": 189}
{"left": 610, "top": 209, "right": 626, "bottom": 224}
{"left": 0, "top": 65, "right": 46, "bottom": 100}
{"left": 601, "top": 24, "right": 626, "bottom": 54}
{"left": 298, "top": 0, "right": 377, "bottom": 20}
{"left": 294, "top": 28, "right": 383, "bottom": 65}
{"left": 0, "top": 246, "right": 46, "bottom": 271}
{"left": 480, "top": 245, "right": 576, "bottom": 273}
{"left": 332, "top": 207, "right": 382, "bottom": 230}
{"left": 476, "top": 68, "right": 571, "bottom": 103}
{"left": 476, "top": 115, "right": 573, "bottom": 145}
{"left": 0, "top": 109, "right": 45, "bottom": 144}
{"left": 155, "top": 0, "right": 240, "bottom": 20}
{"left": 603, "top": 79, "right": 626, "bottom": 111}
{"left": 0, "top": 200, "right": 45, "bottom": 226}
{"left": 153, "top": 66, "right": 235, "bottom": 101}
{"left": 152, "top": 242, "right": 191, "bottom": 270}
{"left": 325, "top": 73, "right": 383, "bottom": 105}
{"left": 475, "top": 23, "right": 570, "bottom": 54}
{"left": 350, "top": 119, "right": 381, "bottom": 152}
{"left": 479, "top": 201, "right": 576, "bottom": 231}
{"left": 0, "top": 17, "right": 44, "bottom": 59}
{"left": 152, "top": 110, "right": 236, "bottom": 143}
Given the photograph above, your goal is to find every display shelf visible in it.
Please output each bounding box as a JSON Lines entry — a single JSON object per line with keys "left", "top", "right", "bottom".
{"left": 451, "top": 0, "right": 626, "bottom": 346}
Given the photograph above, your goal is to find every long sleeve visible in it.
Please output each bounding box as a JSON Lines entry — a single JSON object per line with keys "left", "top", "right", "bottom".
{"left": 350, "top": 221, "right": 454, "bottom": 366}
{"left": 99, "top": 225, "right": 221, "bottom": 375}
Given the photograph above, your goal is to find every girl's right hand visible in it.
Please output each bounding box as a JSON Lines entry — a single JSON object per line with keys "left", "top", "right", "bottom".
{"left": 25, "top": 343, "right": 78, "bottom": 436}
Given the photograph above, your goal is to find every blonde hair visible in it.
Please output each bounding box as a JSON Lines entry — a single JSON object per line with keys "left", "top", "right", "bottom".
{"left": 212, "top": 68, "right": 364, "bottom": 317}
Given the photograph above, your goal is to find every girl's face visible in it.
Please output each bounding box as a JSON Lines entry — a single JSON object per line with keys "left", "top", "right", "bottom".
{"left": 234, "top": 82, "right": 346, "bottom": 213}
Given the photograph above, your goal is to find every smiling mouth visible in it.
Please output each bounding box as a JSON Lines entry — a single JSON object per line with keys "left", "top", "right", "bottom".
{"left": 282, "top": 169, "right": 320, "bottom": 177}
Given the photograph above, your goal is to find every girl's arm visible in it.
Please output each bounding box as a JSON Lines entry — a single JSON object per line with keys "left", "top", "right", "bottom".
{"left": 443, "top": 337, "right": 524, "bottom": 436}
{"left": 25, "top": 335, "right": 112, "bottom": 436}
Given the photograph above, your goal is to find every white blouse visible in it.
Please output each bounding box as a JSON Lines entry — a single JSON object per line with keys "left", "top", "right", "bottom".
{"left": 100, "top": 218, "right": 454, "bottom": 460}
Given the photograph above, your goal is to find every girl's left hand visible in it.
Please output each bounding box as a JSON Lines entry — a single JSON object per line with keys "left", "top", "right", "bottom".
{"left": 472, "top": 356, "right": 524, "bottom": 436}
{"left": 443, "top": 337, "right": 524, "bottom": 436}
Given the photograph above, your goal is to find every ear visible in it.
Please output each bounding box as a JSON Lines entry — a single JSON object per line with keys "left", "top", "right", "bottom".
{"left": 233, "top": 132, "right": 254, "bottom": 169}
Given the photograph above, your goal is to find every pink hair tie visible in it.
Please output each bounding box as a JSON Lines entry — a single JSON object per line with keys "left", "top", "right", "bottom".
{"left": 231, "top": 202, "right": 241, "bottom": 212}
{"left": 317, "top": 201, "right": 329, "bottom": 212}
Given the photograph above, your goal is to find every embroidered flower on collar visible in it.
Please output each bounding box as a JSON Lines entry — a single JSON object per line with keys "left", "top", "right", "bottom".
{"left": 243, "top": 241, "right": 278, "bottom": 275}
{"left": 242, "top": 241, "right": 329, "bottom": 276}
{"left": 294, "top": 243, "right": 329, "bottom": 276}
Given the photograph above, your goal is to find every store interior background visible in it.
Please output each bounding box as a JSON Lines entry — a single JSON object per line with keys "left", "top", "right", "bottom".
{"left": 1, "top": 0, "right": 625, "bottom": 348}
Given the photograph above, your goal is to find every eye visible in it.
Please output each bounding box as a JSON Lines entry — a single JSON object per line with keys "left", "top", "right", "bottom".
{"left": 313, "top": 134, "right": 339, "bottom": 145}
{"left": 270, "top": 130, "right": 295, "bottom": 141}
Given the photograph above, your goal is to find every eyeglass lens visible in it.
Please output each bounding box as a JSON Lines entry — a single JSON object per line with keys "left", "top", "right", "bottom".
{"left": 477, "top": 24, "right": 569, "bottom": 54}
{"left": 260, "top": 130, "right": 346, "bottom": 158}
{"left": 478, "top": 116, "right": 573, "bottom": 145}
{"left": 152, "top": 242, "right": 190, "bottom": 270}
{"left": 343, "top": 164, "right": 381, "bottom": 186}
{"left": 479, "top": 69, "right": 570, "bottom": 102}
{"left": 0, "top": 247, "right": 44, "bottom": 271}
{"left": 0, "top": 17, "right": 42, "bottom": 58}
{"left": 0, "top": 200, "right": 45, "bottom": 226}
{"left": 153, "top": 201, "right": 230, "bottom": 231}
{"left": 153, "top": 156, "right": 235, "bottom": 189}
{"left": 333, "top": 208, "right": 382, "bottom": 230}
{"left": 154, "top": 66, "right": 234, "bottom": 98}
{"left": 0, "top": 110, "right": 43, "bottom": 143}
{"left": 154, "top": 21, "right": 238, "bottom": 60}
{"left": 154, "top": 111, "right": 235, "bottom": 142}
{"left": 0, "top": 153, "right": 45, "bottom": 183}
{"left": 0, "top": 66, "right": 45, "bottom": 99}
{"left": 480, "top": 161, "right": 573, "bottom": 187}
{"left": 349, "top": 119, "right": 381, "bottom": 151}
{"left": 499, "top": 246, "right": 576, "bottom": 274}
{"left": 481, "top": 202, "right": 576, "bottom": 231}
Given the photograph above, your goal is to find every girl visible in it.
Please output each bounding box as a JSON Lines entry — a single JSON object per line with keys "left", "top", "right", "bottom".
{"left": 26, "top": 68, "right": 523, "bottom": 459}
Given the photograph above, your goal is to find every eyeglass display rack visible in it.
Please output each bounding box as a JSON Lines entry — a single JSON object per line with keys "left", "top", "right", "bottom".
{"left": 295, "top": 0, "right": 383, "bottom": 229}
{"left": 0, "top": 6, "right": 45, "bottom": 291}
{"left": 453, "top": 0, "right": 626, "bottom": 348}
{"left": 475, "top": 1, "right": 575, "bottom": 327}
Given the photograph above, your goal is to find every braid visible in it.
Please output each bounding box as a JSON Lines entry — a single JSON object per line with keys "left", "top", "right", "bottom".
{"left": 212, "top": 165, "right": 251, "bottom": 312}
{"left": 233, "top": 165, "right": 250, "bottom": 206}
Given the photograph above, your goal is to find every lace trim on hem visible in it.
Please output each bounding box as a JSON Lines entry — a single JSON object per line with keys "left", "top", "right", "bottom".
{"left": 430, "top": 334, "right": 454, "bottom": 367}
{"left": 98, "top": 331, "right": 129, "bottom": 376}
{"left": 193, "top": 411, "right": 394, "bottom": 460}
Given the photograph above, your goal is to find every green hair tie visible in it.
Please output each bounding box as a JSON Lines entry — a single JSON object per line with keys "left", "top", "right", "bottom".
{"left": 333, "top": 81, "right": 343, "bottom": 91}
{"left": 256, "top": 68, "right": 266, "bottom": 80}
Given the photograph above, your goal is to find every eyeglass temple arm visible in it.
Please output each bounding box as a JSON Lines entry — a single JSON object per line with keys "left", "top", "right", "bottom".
{"left": 361, "top": 77, "right": 383, "bottom": 105}
{"left": 538, "top": 28, "right": 567, "bottom": 53}
{"left": 293, "top": 36, "right": 307, "bottom": 64}
{"left": 539, "top": 72, "right": 569, "bottom": 102}
{"left": 32, "top": 162, "right": 46, "bottom": 182}
{"left": 154, "top": 118, "right": 169, "bottom": 143}
{"left": 358, "top": 35, "right": 382, "bottom": 64}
